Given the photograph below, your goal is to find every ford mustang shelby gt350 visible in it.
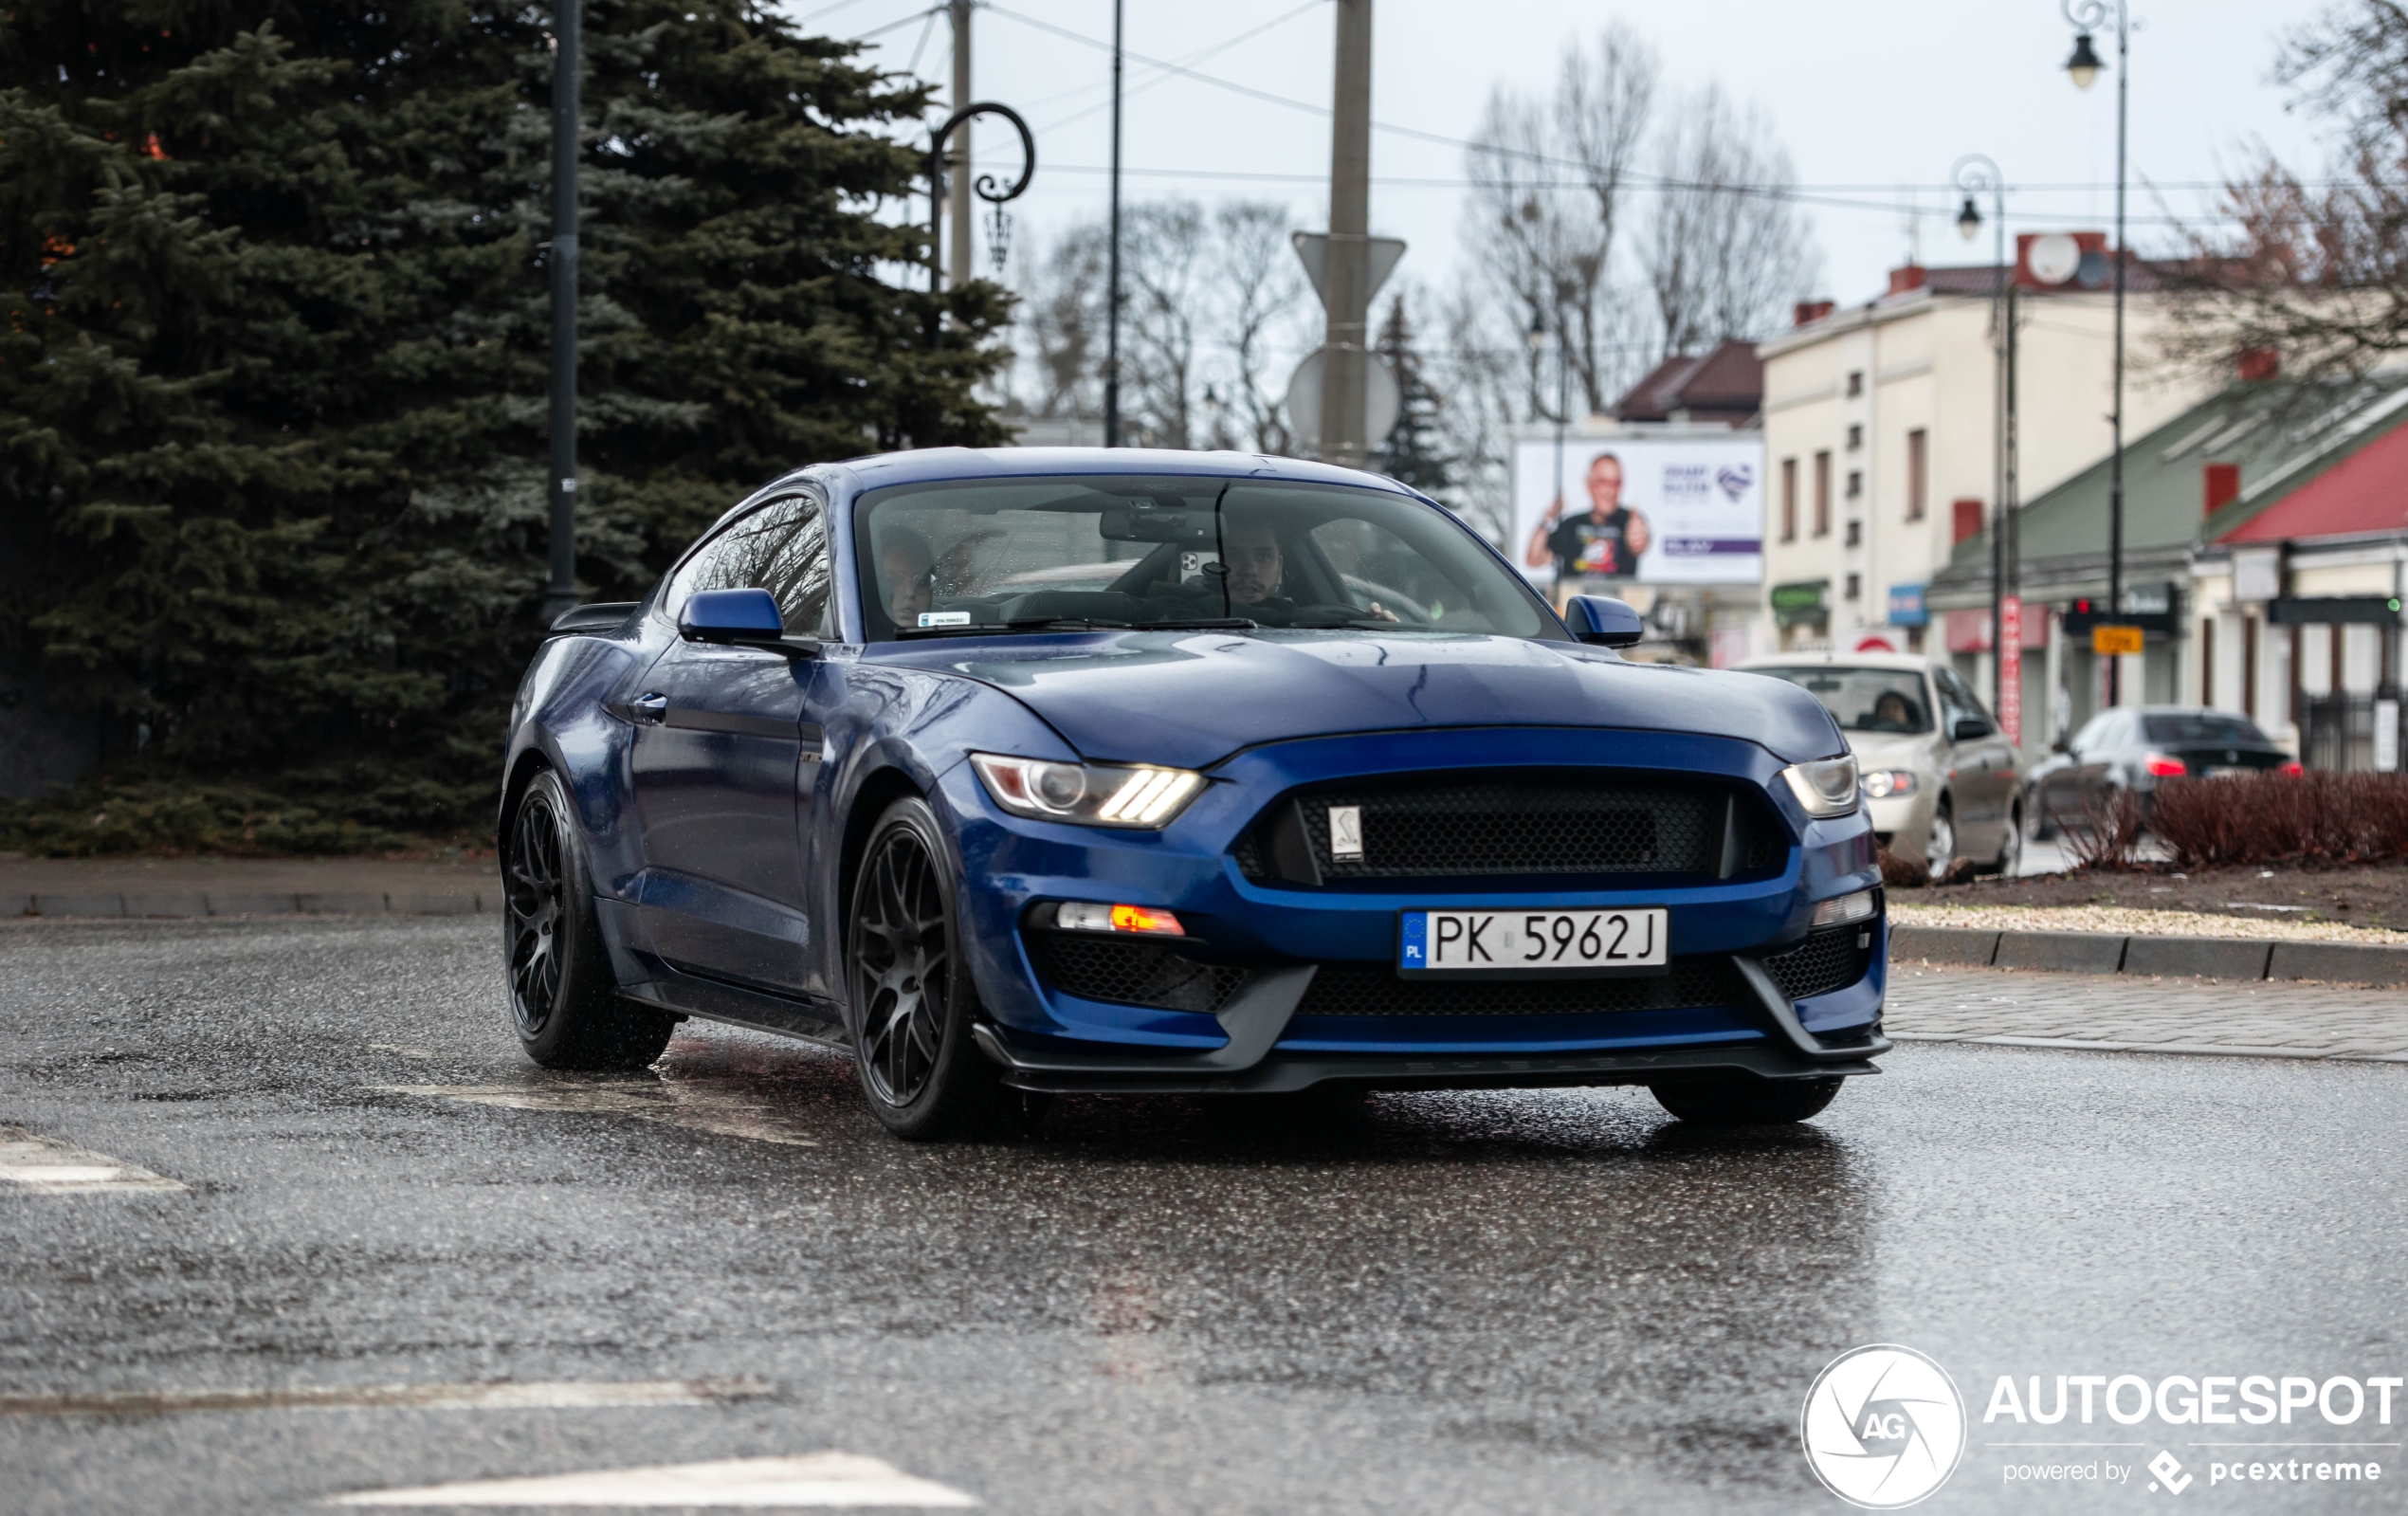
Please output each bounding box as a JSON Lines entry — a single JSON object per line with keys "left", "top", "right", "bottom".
{"left": 500, "top": 448, "right": 1888, "bottom": 1138}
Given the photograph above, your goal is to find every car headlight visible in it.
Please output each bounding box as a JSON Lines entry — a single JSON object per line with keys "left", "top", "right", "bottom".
{"left": 970, "top": 753, "right": 1206, "bottom": 829}
{"left": 1779, "top": 755, "right": 1860, "bottom": 817}
{"left": 1861, "top": 769, "right": 1919, "bottom": 800}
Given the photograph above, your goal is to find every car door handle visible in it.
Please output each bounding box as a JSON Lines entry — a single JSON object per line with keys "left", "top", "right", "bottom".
{"left": 628, "top": 692, "right": 668, "bottom": 725}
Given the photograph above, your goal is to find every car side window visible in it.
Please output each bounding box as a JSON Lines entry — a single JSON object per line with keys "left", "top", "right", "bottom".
{"left": 2068, "top": 711, "right": 2115, "bottom": 757}
{"left": 1934, "top": 667, "right": 1993, "bottom": 737}
{"left": 662, "top": 494, "right": 831, "bottom": 635}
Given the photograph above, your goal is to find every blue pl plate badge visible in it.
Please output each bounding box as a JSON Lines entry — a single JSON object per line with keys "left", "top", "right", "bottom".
{"left": 1399, "top": 911, "right": 1428, "bottom": 969}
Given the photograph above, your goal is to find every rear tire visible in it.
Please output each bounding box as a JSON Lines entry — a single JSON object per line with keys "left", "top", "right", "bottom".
{"left": 1650, "top": 1074, "right": 1843, "bottom": 1126}
{"left": 846, "top": 795, "right": 1009, "bottom": 1141}
{"left": 503, "top": 768, "right": 675, "bottom": 1070}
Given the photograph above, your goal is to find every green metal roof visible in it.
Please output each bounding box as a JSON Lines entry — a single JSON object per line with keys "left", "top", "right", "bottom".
{"left": 1949, "top": 374, "right": 2408, "bottom": 575}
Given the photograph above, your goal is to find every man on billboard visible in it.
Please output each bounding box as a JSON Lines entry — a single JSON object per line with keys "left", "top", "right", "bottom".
{"left": 1524, "top": 451, "right": 1651, "bottom": 582}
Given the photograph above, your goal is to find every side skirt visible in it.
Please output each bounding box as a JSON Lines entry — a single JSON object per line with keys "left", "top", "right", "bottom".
{"left": 621, "top": 956, "right": 847, "bottom": 1049}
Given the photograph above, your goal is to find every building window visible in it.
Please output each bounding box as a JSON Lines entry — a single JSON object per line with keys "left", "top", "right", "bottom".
{"left": 1846, "top": 424, "right": 1864, "bottom": 451}
{"left": 1780, "top": 457, "right": 1798, "bottom": 542}
{"left": 1845, "top": 470, "right": 1863, "bottom": 500}
{"left": 1846, "top": 371, "right": 1865, "bottom": 398}
{"left": 1813, "top": 452, "right": 1832, "bottom": 538}
{"left": 1906, "top": 429, "right": 1928, "bottom": 521}
{"left": 1845, "top": 520, "right": 1862, "bottom": 548}
{"left": 1845, "top": 573, "right": 1862, "bottom": 600}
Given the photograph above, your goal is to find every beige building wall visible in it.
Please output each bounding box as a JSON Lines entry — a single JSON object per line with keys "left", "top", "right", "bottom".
{"left": 1757, "top": 283, "right": 2212, "bottom": 661}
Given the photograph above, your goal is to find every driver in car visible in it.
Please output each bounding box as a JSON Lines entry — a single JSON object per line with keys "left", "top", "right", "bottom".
{"left": 1163, "top": 514, "right": 1396, "bottom": 624}
{"left": 879, "top": 529, "right": 936, "bottom": 628}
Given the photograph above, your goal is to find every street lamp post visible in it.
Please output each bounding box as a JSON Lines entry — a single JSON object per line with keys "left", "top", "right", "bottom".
{"left": 2064, "top": 0, "right": 2127, "bottom": 706}
{"left": 1953, "top": 154, "right": 2016, "bottom": 735}
{"left": 1528, "top": 307, "right": 1569, "bottom": 601}
{"left": 926, "top": 102, "right": 1034, "bottom": 294}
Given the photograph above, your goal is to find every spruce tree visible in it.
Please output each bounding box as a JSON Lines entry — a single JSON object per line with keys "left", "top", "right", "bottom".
{"left": 0, "top": 3, "right": 1007, "bottom": 849}
{"left": 1369, "top": 292, "right": 1451, "bottom": 498}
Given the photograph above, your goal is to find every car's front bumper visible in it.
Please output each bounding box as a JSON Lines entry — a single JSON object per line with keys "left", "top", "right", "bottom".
{"left": 934, "top": 726, "right": 1888, "bottom": 1091}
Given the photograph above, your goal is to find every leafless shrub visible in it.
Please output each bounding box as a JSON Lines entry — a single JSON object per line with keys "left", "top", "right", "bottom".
{"left": 2064, "top": 788, "right": 2145, "bottom": 870}
{"left": 2151, "top": 772, "right": 2408, "bottom": 868}
{"left": 1876, "top": 844, "right": 1929, "bottom": 890}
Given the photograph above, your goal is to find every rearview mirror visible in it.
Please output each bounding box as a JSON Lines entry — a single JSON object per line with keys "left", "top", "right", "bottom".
{"left": 680, "top": 588, "right": 794, "bottom": 648}
{"left": 1563, "top": 595, "right": 1644, "bottom": 648}
{"left": 1098, "top": 502, "right": 1217, "bottom": 544}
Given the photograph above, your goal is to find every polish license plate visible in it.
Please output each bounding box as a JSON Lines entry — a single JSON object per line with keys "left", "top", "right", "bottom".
{"left": 1398, "top": 908, "right": 1669, "bottom": 977}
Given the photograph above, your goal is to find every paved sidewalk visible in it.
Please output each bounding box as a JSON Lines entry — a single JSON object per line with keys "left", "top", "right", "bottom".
{"left": 1887, "top": 963, "right": 2408, "bottom": 1061}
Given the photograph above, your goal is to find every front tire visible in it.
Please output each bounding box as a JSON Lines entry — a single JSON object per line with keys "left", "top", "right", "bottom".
{"left": 1650, "top": 1074, "right": 1842, "bottom": 1126}
{"left": 1925, "top": 799, "right": 1957, "bottom": 875}
{"left": 1980, "top": 801, "right": 2024, "bottom": 876}
{"left": 503, "top": 768, "right": 674, "bottom": 1069}
{"left": 846, "top": 796, "right": 1007, "bottom": 1140}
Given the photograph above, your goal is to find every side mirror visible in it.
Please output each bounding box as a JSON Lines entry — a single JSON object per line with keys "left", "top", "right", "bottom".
{"left": 1952, "top": 716, "right": 1994, "bottom": 742}
{"left": 2052, "top": 737, "right": 2072, "bottom": 756}
{"left": 1564, "top": 594, "right": 1644, "bottom": 648}
{"left": 680, "top": 588, "right": 793, "bottom": 647}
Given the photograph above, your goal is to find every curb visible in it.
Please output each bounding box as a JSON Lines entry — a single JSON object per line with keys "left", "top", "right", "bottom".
{"left": 1892, "top": 924, "right": 2408, "bottom": 986}
{"left": 8, "top": 891, "right": 488, "bottom": 920}
{"left": 1890, "top": 1031, "right": 2408, "bottom": 1063}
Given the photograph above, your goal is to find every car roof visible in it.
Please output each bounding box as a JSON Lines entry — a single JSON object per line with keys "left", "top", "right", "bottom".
{"left": 1737, "top": 651, "right": 1940, "bottom": 674}
{"left": 817, "top": 446, "right": 1420, "bottom": 495}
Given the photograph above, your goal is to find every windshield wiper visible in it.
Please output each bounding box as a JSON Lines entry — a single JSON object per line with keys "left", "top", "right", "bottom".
{"left": 1288, "top": 615, "right": 1416, "bottom": 631}
{"left": 1134, "top": 616, "right": 1258, "bottom": 630}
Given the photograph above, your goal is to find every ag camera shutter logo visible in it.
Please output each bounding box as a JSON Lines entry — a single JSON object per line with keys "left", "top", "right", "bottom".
{"left": 1801, "top": 1344, "right": 1967, "bottom": 1507}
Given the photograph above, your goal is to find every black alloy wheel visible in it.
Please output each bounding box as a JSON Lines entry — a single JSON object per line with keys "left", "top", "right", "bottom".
{"left": 504, "top": 781, "right": 570, "bottom": 1036}
{"left": 847, "top": 796, "right": 1009, "bottom": 1138}
{"left": 502, "top": 768, "right": 674, "bottom": 1069}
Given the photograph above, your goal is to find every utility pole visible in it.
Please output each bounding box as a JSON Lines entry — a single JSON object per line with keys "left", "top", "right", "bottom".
{"left": 1322, "top": 0, "right": 1372, "bottom": 468}
{"left": 947, "top": 0, "right": 973, "bottom": 287}
{"left": 544, "top": 2, "right": 581, "bottom": 622}
{"left": 1103, "top": 0, "right": 1123, "bottom": 447}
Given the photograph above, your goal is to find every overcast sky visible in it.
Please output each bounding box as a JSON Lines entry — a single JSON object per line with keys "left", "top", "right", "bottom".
{"left": 806, "top": 0, "right": 2336, "bottom": 340}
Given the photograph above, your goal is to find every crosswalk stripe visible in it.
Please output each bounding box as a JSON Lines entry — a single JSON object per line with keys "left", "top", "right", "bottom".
{"left": 0, "top": 1378, "right": 773, "bottom": 1418}
{"left": 0, "top": 1127, "right": 185, "bottom": 1194}
{"left": 331, "top": 1452, "right": 979, "bottom": 1507}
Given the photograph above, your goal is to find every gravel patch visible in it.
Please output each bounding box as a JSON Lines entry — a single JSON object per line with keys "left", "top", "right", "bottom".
{"left": 1891, "top": 903, "right": 2408, "bottom": 943}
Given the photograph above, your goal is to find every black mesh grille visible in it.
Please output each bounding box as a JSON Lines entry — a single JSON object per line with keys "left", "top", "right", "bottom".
{"left": 1761, "top": 926, "right": 1871, "bottom": 1002}
{"left": 1032, "top": 935, "right": 1249, "bottom": 1014}
{"left": 1295, "top": 780, "right": 1717, "bottom": 879}
{"left": 1293, "top": 958, "right": 1746, "bottom": 1017}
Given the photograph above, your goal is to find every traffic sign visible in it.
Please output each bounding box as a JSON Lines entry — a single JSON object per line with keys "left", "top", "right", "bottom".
{"left": 2091, "top": 624, "right": 2144, "bottom": 656}
{"left": 1283, "top": 347, "right": 1401, "bottom": 447}
{"left": 1289, "top": 232, "right": 1407, "bottom": 307}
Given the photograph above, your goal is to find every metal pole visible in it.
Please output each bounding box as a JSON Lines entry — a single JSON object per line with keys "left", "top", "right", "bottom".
{"left": 1553, "top": 319, "right": 1567, "bottom": 598}
{"left": 1323, "top": 0, "right": 1373, "bottom": 468}
{"left": 2006, "top": 279, "right": 2023, "bottom": 741}
{"left": 2107, "top": 4, "right": 2128, "bottom": 705}
{"left": 1103, "top": 0, "right": 1122, "bottom": 447}
{"left": 947, "top": 0, "right": 972, "bottom": 287}
{"left": 1991, "top": 184, "right": 2006, "bottom": 712}
{"left": 544, "top": 1, "right": 581, "bottom": 622}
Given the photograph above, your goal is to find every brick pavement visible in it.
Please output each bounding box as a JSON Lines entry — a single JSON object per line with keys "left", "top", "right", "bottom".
{"left": 1887, "top": 963, "right": 2408, "bottom": 1061}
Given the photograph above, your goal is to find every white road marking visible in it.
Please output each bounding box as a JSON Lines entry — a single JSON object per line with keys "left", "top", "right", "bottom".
{"left": 332, "top": 1453, "right": 978, "bottom": 1507}
{"left": 0, "top": 1378, "right": 773, "bottom": 1418}
{"left": 0, "top": 1127, "right": 185, "bottom": 1194}
{"left": 372, "top": 1082, "right": 821, "bottom": 1147}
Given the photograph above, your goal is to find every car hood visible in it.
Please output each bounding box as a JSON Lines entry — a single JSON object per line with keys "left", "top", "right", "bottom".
{"left": 871, "top": 630, "right": 1844, "bottom": 771}
{"left": 1843, "top": 730, "right": 1941, "bottom": 769}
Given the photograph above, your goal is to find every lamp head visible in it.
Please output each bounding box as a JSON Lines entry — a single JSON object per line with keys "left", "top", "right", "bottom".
{"left": 1956, "top": 195, "right": 1982, "bottom": 241}
{"left": 1525, "top": 310, "right": 1547, "bottom": 352}
{"left": 2066, "top": 30, "right": 2103, "bottom": 90}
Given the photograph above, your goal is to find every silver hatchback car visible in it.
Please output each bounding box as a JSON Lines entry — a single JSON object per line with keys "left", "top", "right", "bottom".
{"left": 1739, "top": 652, "right": 2024, "bottom": 875}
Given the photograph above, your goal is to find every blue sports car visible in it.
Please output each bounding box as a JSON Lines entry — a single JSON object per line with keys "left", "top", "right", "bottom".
{"left": 500, "top": 448, "right": 1888, "bottom": 1138}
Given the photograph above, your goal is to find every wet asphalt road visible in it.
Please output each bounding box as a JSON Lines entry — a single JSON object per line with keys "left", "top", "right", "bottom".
{"left": 3, "top": 917, "right": 2404, "bottom": 1514}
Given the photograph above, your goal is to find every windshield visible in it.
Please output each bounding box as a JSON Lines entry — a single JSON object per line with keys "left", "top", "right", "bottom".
{"left": 1749, "top": 666, "right": 1934, "bottom": 735}
{"left": 2143, "top": 712, "right": 2268, "bottom": 745}
{"left": 852, "top": 475, "right": 1560, "bottom": 641}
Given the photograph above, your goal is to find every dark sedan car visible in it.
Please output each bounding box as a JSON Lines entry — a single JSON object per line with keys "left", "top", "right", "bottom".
{"left": 500, "top": 448, "right": 1888, "bottom": 1139}
{"left": 2030, "top": 705, "right": 2300, "bottom": 833}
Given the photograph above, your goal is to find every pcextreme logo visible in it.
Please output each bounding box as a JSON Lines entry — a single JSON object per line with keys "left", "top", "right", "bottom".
{"left": 1801, "top": 1344, "right": 1968, "bottom": 1508}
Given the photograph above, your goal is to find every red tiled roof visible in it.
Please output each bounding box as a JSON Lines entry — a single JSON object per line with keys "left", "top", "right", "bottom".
{"left": 1612, "top": 338, "right": 1762, "bottom": 422}
{"left": 2220, "top": 418, "right": 2408, "bottom": 542}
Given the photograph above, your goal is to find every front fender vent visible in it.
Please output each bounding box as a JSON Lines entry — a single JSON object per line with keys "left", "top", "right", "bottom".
{"left": 1031, "top": 935, "right": 1249, "bottom": 1015}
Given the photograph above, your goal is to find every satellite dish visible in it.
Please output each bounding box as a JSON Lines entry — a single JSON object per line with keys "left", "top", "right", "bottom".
{"left": 1284, "top": 347, "right": 1402, "bottom": 448}
{"left": 2027, "top": 234, "right": 2081, "bottom": 285}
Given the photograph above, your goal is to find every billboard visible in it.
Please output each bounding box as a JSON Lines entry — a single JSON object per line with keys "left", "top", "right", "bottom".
{"left": 1510, "top": 436, "right": 1764, "bottom": 587}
